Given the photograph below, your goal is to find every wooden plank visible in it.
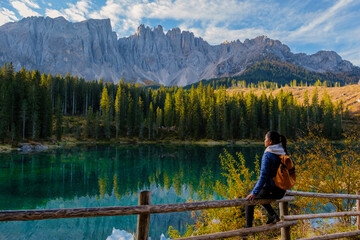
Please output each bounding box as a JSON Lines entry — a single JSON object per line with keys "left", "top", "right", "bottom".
{"left": 137, "top": 191, "right": 151, "bottom": 240}
{"left": 279, "top": 202, "right": 290, "bottom": 240}
{"left": 357, "top": 190, "right": 360, "bottom": 231}
{"left": 287, "top": 191, "right": 360, "bottom": 200}
{"left": 177, "top": 221, "right": 298, "bottom": 240}
{"left": 282, "top": 211, "right": 360, "bottom": 221}
{"left": 0, "top": 196, "right": 295, "bottom": 222}
{"left": 298, "top": 230, "right": 360, "bottom": 240}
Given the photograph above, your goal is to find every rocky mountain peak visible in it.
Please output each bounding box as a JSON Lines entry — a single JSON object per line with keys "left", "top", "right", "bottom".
{"left": 0, "top": 17, "right": 357, "bottom": 86}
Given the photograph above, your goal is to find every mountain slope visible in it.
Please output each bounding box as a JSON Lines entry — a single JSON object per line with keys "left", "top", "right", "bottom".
{"left": 0, "top": 17, "right": 358, "bottom": 86}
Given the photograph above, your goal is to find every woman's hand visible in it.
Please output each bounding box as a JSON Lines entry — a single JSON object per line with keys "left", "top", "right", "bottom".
{"left": 246, "top": 193, "right": 256, "bottom": 201}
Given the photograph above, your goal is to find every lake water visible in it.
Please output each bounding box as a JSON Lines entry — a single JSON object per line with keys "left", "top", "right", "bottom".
{"left": 0, "top": 144, "right": 264, "bottom": 240}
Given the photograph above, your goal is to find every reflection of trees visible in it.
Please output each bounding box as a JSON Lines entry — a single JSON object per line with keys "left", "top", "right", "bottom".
{"left": 0, "top": 144, "right": 264, "bottom": 210}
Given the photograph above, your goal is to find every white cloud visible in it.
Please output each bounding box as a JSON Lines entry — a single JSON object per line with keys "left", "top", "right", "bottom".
{"left": 45, "top": 0, "right": 92, "bottom": 22}
{"left": 144, "top": 0, "right": 256, "bottom": 23}
{"left": 289, "top": 0, "right": 354, "bottom": 40}
{"left": 340, "top": 48, "right": 360, "bottom": 66}
{"left": 22, "top": 0, "right": 40, "bottom": 9}
{"left": 10, "top": 0, "right": 41, "bottom": 17}
{"left": 180, "top": 24, "right": 268, "bottom": 45}
{"left": 45, "top": 8, "right": 63, "bottom": 19}
{"left": 64, "top": 0, "right": 92, "bottom": 21}
{"left": 88, "top": 0, "right": 124, "bottom": 28}
{"left": 0, "top": 7, "right": 19, "bottom": 25}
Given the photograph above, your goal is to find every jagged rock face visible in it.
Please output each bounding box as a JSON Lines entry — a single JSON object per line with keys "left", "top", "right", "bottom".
{"left": 0, "top": 17, "right": 357, "bottom": 86}
{"left": 0, "top": 16, "right": 123, "bottom": 81}
{"left": 118, "top": 25, "right": 215, "bottom": 86}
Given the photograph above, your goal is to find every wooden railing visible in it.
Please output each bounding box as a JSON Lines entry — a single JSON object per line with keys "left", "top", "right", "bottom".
{"left": 0, "top": 190, "right": 359, "bottom": 240}
{"left": 285, "top": 190, "right": 360, "bottom": 240}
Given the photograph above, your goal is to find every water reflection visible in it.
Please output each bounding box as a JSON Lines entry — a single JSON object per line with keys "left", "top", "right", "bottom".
{"left": 0, "top": 144, "right": 263, "bottom": 240}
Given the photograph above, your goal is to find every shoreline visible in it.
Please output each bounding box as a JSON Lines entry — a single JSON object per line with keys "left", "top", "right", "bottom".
{"left": 0, "top": 138, "right": 348, "bottom": 154}
{"left": 0, "top": 138, "right": 265, "bottom": 154}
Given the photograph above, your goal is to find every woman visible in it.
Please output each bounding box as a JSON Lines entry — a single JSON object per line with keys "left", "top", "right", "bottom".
{"left": 245, "top": 130, "right": 287, "bottom": 228}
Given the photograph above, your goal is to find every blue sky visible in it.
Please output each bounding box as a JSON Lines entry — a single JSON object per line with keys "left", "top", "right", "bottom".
{"left": 0, "top": 0, "right": 359, "bottom": 66}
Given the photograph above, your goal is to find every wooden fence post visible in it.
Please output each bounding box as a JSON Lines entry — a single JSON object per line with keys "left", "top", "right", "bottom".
{"left": 137, "top": 191, "right": 151, "bottom": 240}
{"left": 280, "top": 201, "right": 291, "bottom": 240}
{"left": 357, "top": 190, "right": 360, "bottom": 231}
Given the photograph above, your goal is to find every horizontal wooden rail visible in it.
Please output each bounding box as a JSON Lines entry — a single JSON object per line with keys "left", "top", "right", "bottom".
{"left": 283, "top": 211, "right": 360, "bottom": 221}
{"left": 177, "top": 220, "right": 298, "bottom": 240}
{"left": 299, "top": 230, "right": 360, "bottom": 240}
{"left": 0, "top": 196, "right": 295, "bottom": 222}
{"left": 287, "top": 190, "right": 360, "bottom": 200}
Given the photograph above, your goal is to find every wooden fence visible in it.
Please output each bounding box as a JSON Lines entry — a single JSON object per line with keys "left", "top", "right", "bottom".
{"left": 0, "top": 190, "right": 359, "bottom": 240}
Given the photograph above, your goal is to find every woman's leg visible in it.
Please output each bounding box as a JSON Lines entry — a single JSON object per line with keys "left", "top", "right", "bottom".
{"left": 260, "top": 186, "right": 286, "bottom": 218}
{"left": 245, "top": 205, "right": 255, "bottom": 227}
{"left": 245, "top": 186, "right": 285, "bottom": 227}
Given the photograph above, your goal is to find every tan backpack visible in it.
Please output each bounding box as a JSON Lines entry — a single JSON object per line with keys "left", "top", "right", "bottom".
{"left": 273, "top": 155, "right": 296, "bottom": 190}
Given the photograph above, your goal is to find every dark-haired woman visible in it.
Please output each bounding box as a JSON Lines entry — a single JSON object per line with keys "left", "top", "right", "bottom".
{"left": 245, "top": 130, "right": 288, "bottom": 228}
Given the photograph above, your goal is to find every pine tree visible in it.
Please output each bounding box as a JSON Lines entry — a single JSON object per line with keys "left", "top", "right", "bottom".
{"left": 55, "top": 96, "right": 62, "bottom": 141}
{"left": 85, "top": 107, "right": 93, "bottom": 138}
{"left": 95, "top": 111, "right": 100, "bottom": 140}
{"left": 156, "top": 107, "right": 163, "bottom": 137}
{"left": 189, "top": 86, "right": 200, "bottom": 139}
{"left": 148, "top": 102, "right": 154, "bottom": 140}
{"left": 138, "top": 96, "right": 144, "bottom": 139}
{"left": 100, "top": 86, "right": 111, "bottom": 139}
{"left": 260, "top": 91, "right": 268, "bottom": 130}
{"left": 21, "top": 100, "right": 27, "bottom": 140}
{"left": 100, "top": 86, "right": 110, "bottom": 116}
{"left": 304, "top": 90, "right": 310, "bottom": 130}
{"left": 30, "top": 70, "right": 41, "bottom": 139}
{"left": 164, "top": 93, "right": 173, "bottom": 128}
{"left": 127, "top": 93, "right": 134, "bottom": 137}
{"left": 175, "top": 88, "right": 185, "bottom": 139}
{"left": 115, "top": 85, "right": 122, "bottom": 139}
{"left": 321, "top": 92, "right": 334, "bottom": 138}
{"left": 311, "top": 87, "right": 319, "bottom": 123}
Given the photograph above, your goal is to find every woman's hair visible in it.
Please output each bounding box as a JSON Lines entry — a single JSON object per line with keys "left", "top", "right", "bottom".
{"left": 266, "top": 130, "right": 288, "bottom": 155}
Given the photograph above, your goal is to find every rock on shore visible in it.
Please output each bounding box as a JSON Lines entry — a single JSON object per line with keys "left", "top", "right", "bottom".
{"left": 18, "top": 143, "right": 48, "bottom": 153}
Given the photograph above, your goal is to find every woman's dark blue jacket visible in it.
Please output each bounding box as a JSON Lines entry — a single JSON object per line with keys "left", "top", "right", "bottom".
{"left": 251, "top": 152, "right": 281, "bottom": 196}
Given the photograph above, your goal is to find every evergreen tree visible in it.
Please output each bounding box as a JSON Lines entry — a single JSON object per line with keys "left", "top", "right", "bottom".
{"left": 55, "top": 96, "right": 63, "bottom": 141}
{"left": 100, "top": 86, "right": 111, "bottom": 139}
{"left": 304, "top": 90, "right": 310, "bottom": 130}
{"left": 321, "top": 92, "right": 334, "bottom": 138}
{"left": 311, "top": 87, "right": 319, "bottom": 123}
{"left": 175, "top": 88, "right": 185, "bottom": 139}
{"left": 164, "top": 93, "right": 173, "bottom": 128}
{"left": 138, "top": 96, "right": 144, "bottom": 139}
{"left": 21, "top": 100, "right": 27, "bottom": 140}
{"left": 85, "top": 107, "right": 93, "bottom": 138}
{"left": 148, "top": 102, "right": 154, "bottom": 140}
{"left": 127, "top": 93, "right": 134, "bottom": 137}
{"left": 156, "top": 107, "right": 163, "bottom": 137}
{"left": 115, "top": 85, "right": 122, "bottom": 139}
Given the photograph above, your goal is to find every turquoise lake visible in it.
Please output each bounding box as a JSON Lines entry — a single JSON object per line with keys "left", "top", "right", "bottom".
{"left": 0, "top": 144, "right": 264, "bottom": 240}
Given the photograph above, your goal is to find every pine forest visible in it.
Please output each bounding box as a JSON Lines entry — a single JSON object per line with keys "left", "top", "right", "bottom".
{"left": 0, "top": 62, "right": 348, "bottom": 143}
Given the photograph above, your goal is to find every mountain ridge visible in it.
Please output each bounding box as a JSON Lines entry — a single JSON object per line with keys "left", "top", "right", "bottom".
{"left": 0, "top": 16, "right": 358, "bottom": 86}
